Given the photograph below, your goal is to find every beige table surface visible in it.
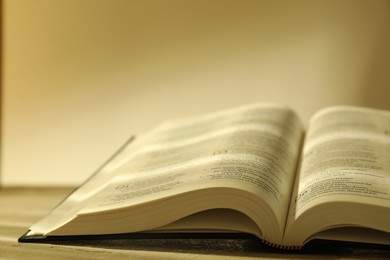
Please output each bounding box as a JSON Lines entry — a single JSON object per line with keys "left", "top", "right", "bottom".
{"left": 1, "top": 187, "right": 389, "bottom": 259}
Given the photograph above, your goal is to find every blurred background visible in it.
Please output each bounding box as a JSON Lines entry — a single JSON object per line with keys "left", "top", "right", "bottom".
{"left": 2, "top": 0, "right": 390, "bottom": 186}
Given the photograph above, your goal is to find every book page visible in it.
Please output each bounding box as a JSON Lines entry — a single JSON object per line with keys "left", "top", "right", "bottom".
{"left": 295, "top": 106, "right": 390, "bottom": 216}
{"left": 79, "top": 103, "right": 303, "bottom": 231}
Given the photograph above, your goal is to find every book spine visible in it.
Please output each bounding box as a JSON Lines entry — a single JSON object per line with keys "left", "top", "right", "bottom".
{"left": 262, "top": 239, "right": 303, "bottom": 250}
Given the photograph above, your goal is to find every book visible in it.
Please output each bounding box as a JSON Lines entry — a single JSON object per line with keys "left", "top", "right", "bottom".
{"left": 18, "top": 103, "right": 390, "bottom": 250}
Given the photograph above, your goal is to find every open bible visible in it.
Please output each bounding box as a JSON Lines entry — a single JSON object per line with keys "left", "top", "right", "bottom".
{"left": 19, "top": 103, "right": 390, "bottom": 250}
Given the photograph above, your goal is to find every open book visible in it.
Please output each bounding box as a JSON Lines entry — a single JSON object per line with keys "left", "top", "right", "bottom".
{"left": 19, "top": 103, "right": 390, "bottom": 250}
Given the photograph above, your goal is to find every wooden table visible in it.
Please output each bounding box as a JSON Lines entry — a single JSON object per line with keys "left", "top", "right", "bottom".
{"left": 1, "top": 187, "right": 389, "bottom": 259}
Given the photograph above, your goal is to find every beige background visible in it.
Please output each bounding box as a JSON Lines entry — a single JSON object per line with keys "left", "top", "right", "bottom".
{"left": 2, "top": 0, "right": 390, "bottom": 186}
